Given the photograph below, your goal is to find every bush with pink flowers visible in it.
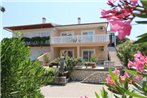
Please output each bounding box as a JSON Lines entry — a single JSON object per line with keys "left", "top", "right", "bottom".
{"left": 95, "top": 51, "right": 147, "bottom": 98}
{"left": 95, "top": 0, "right": 147, "bottom": 97}
{"left": 101, "top": 0, "right": 147, "bottom": 40}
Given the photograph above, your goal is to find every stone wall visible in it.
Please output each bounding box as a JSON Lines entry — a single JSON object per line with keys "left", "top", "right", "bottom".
{"left": 70, "top": 69, "right": 109, "bottom": 84}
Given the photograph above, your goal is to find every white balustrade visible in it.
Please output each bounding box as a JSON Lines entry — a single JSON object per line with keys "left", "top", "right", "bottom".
{"left": 51, "top": 34, "right": 109, "bottom": 44}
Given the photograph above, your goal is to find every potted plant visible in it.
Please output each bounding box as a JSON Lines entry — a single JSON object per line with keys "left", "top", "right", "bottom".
{"left": 49, "top": 58, "right": 60, "bottom": 67}
{"left": 85, "top": 62, "right": 96, "bottom": 68}
{"left": 43, "top": 55, "right": 50, "bottom": 66}
{"left": 84, "top": 54, "right": 98, "bottom": 68}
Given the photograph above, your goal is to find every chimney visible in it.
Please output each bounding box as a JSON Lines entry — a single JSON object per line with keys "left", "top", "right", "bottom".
{"left": 78, "top": 17, "right": 81, "bottom": 24}
{"left": 42, "top": 17, "right": 46, "bottom": 23}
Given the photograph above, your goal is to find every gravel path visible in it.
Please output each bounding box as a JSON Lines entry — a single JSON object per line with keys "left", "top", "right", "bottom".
{"left": 41, "top": 82, "right": 113, "bottom": 98}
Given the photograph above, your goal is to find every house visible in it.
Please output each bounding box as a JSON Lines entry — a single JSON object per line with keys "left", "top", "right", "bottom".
{"left": 4, "top": 18, "right": 110, "bottom": 62}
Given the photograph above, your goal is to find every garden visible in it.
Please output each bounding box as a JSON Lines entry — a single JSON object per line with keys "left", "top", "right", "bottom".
{"left": 1, "top": 0, "right": 147, "bottom": 98}
{"left": 93, "top": 0, "right": 147, "bottom": 98}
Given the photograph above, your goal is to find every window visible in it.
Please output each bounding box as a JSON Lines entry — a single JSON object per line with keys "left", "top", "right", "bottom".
{"left": 82, "top": 49, "right": 95, "bottom": 61}
{"left": 60, "top": 32, "right": 74, "bottom": 36}
{"left": 81, "top": 30, "right": 94, "bottom": 35}
{"left": 60, "top": 49, "right": 74, "bottom": 58}
{"left": 81, "top": 30, "right": 95, "bottom": 42}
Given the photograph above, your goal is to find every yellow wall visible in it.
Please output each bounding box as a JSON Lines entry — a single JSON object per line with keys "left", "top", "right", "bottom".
{"left": 54, "top": 27, "right": 106, "bottom": 36}
{"left": 52, "top": 45, "right": 108, "bottom": 60}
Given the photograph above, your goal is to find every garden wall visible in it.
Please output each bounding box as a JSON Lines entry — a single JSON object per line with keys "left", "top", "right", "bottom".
{"left": 70, "top": 69, "right": 109, "bottom": 83}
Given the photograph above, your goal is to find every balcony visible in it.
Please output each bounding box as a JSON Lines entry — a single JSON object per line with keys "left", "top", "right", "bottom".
{"left": 22, "top": 36, "right": 50, "bottom": 46}
{"left": 51, "top": 34, "right": 109, "bottom": 44}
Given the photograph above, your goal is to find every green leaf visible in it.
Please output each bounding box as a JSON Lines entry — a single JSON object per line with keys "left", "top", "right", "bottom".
{"left": 95, "top": 92, "right": 100, "bottom": 98}
{"left": 135, "top": 33, "right": 147, "bottom": 44}
{"left": 132, "top": 82, "right": 143, "bottom": 92}
{"left": 109, "top": 68, "right": 118, "bottom": 81}
{"left": 101, "top": 88, "right": 109, "bottom": 98}
{"left": 141, "top": 0, "right": 147, "bottom": 8}
{"left": 124, "top": 69, "right": 137, "bottom": 75}
{"left": 136, "top": 21, "right": 147, "bottom": 24}
{"left": 125, "top": 90, "right": 146, "bottom": 98}
{"left": 115, "top": 85, "right": 125, "bottom": 94}
{"left": 124, "top": 69, "right": 147, "bottom": 77}
{"left": 124, "top": 78, "right": 128, "bottom": 90}
{"left": 114, "top": 95, "right": 120, "bottom": 98}
{"left": 135, "top": 13, "right": 147, "bottom": 18}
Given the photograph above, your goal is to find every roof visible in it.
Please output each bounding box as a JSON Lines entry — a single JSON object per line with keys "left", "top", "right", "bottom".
{"left": 4, "top": 22, "right": 108, "bottom": 31}
{"left": 55, "top": 22, "right": 108, "bottom": 27}
{"left": 4, "top": 23, "right": 55, "bottom": 31}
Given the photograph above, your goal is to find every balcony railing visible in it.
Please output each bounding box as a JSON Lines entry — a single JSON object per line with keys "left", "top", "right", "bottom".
{"left": 22, "top": 36, "right": 50, "bottom": 46}
{"left": 51, "top": 34, "right": 109, "bottom": 44}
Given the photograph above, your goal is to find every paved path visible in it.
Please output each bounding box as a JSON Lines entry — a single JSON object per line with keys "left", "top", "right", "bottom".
{"left": 41, "top": 82, "right": 113, "bottom": 98}
{"left": 41, "top": 82, "right": 114, "bottom": 98}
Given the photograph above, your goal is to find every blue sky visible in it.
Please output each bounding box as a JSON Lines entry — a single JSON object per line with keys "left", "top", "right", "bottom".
{"left": 1, "top": 0, "right": 147, "bottom": 41}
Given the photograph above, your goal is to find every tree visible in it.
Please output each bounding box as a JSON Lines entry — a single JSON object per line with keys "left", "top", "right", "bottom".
{"left": 1, "top": 38, "right": 46, "bottom": 98}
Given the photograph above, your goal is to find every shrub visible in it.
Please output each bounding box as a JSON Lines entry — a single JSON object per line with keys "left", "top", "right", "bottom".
{"left": 117, "top": 40, "right": 139, "bottom": 66}
{"left": 89, "top": 54, "right": 98, "bottom": 63}
{"left": 1, "top": 38, "right": 49, "bottom": 98}
{"left": 49, "top": 57, "right": 60, "bottom": 67}
{"left": 65, "top": 57, "right": 82, "bottom": 72}
{"left": 96, "top": 51, "right": 147, "bottom": 98}
{"left": 42, "top": 67, "right": 58, "bottom": 84}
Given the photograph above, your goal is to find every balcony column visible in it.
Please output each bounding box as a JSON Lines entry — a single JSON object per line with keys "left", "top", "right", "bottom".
{"left": 50, "top": 46, "right": 54, "bottom": 60}
{"left": 77, "top": 46, "right": 80, "bottom": 58}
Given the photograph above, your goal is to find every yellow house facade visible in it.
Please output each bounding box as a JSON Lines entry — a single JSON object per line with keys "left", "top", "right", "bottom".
{"left": 4, "top": 21, "right": 109, "bottom": 62}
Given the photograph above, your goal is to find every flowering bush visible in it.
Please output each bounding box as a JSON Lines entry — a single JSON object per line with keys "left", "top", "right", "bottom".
{"left": 81, "top": 0, "right": 147, "bottom": 97}
{"left": 94, "top": 0, "right": 147, "bottom": 97}
{"left": 95, "top": 51, "right": 147, "bottom": 98}
{"left": 101, "top": 0, "right": 147, "bottom": 39}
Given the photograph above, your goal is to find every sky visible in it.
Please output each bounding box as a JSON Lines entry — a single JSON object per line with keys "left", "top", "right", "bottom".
{"left": 1, "top": 0, "right": 147, "bottom": 41}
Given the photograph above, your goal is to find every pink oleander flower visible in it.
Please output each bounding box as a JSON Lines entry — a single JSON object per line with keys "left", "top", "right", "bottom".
{"left": 135, "top": 75, "right": 143, "bottom": 80}
{"left": 120, "top": 72, "right": 130, "bottom": 83}
{"left": 106, "top": 69, "right": 131, "bottom": 86}
{"left": 102, "top": 0, "right": 141, "bottom": 40}
{"left": 108, "top": 0, "right": 117, "bottom": 3}
{"left": 109, "top": 20, "right": 132, "bottom": 39}
{"left": 113, "top": 68, "right": 120, "bottom": 75}
{"left": 106, "top": 74, "right": 115, "bottom": 86}
{"left": 80, "top": 96, "right": 88, "bottom": 98}
{"left": 130, "top": 0, "right": 138, "bottom": 5}
{"left": 128, "top": 60, "right": 134, "bottom": 68}
{"left": 101, "top": 9, "right": 118, "bottom": 19}
{"left": 106, "top": 69, "right": 120, "bottom": 86}
{"left": 135, "top": 60, "right": 144, "bottom": 73}
{"left": 128, "top": 51, "right": 147, "bottom": 73}
{"left": 134, "top": 51, "right": 142, "bottom": 59}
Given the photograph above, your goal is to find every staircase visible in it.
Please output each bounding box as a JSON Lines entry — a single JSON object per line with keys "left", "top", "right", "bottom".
{"left": 108, "top": 47, "right": 122, "bottom": 67}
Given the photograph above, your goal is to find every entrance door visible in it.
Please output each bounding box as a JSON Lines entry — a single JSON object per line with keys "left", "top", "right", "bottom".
{"left": 60, "top": 49, "right": 74, "bottom": 58}
{"left": 82, "top": 49, "right": 95, "bottom": 61}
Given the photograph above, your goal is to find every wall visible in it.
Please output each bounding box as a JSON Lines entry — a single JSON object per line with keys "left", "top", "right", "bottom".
{"left": 80, "top": 46, "right": 108, "bottom": 60}
{"left": 52, "top": 45, "right": 108, "bottom": 60}
{"left": 30, "top": 47, "right": 50, "bottom": 60}
{"left": 13, "top": 28, "right": 54, "bottom": 38}
{"left": 54, "top": 27, "right": 106, "bottom": 36}
{"left": 70, "top": 69, "right": 109, "bottom": 83}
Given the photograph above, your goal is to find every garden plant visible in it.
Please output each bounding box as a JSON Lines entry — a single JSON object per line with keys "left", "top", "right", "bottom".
{"left": 1, "top": 37, "right": 54, "bottom": 98}
{"left": 94, "top": 0, "right": 147, "bottom": 97}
